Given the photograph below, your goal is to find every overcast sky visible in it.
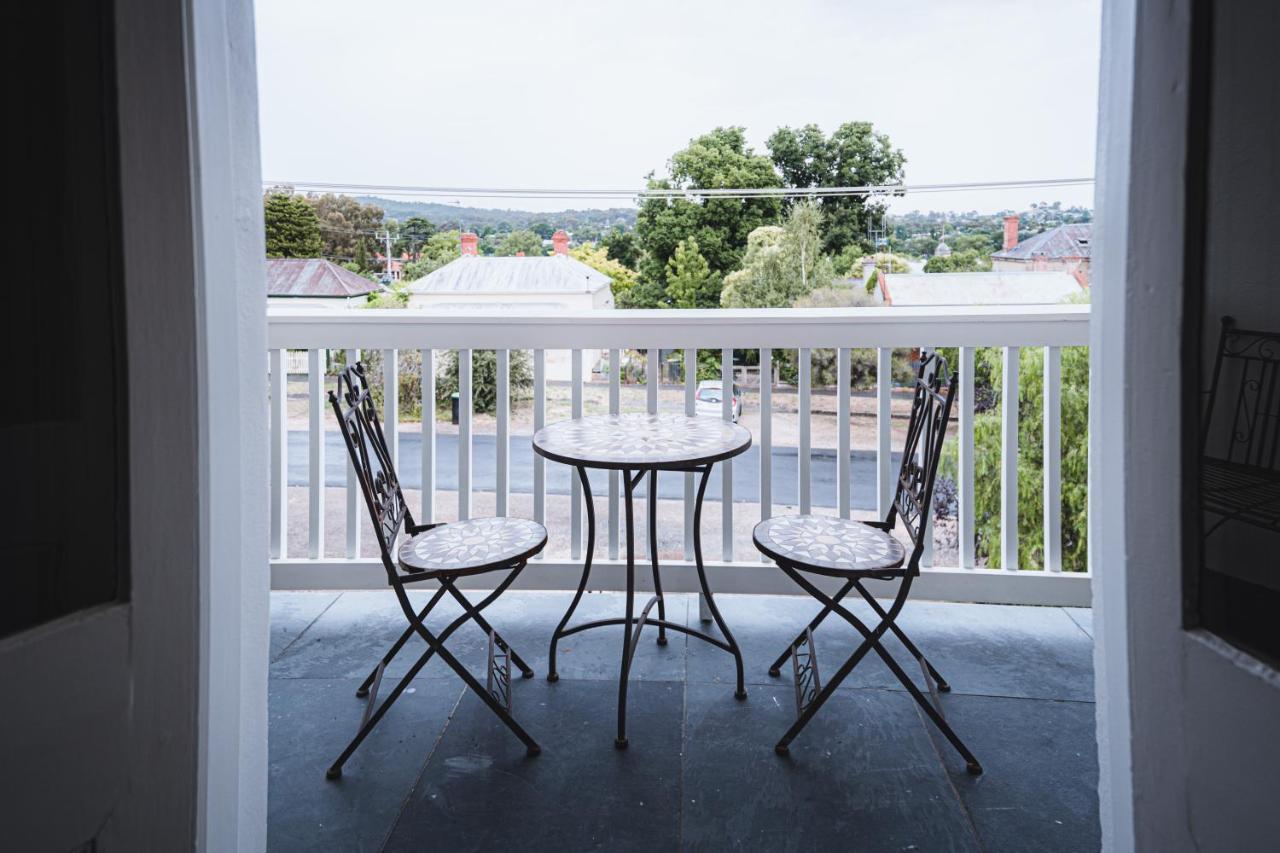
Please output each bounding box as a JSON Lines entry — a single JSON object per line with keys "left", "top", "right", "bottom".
{"left": 255, "top": 0, "right": 1101, "bottom": 214}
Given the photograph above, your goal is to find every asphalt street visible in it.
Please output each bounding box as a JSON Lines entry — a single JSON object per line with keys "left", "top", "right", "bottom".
{"left": 288, "top": 431, "right": 898, "bottom": 510}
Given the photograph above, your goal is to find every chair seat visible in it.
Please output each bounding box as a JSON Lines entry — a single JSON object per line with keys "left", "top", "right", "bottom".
{"left": 753, "top": 515, "right": 906, "bottom": 575}
{"left": 1202, "top": 457, "right": 1280, "bottom": 531}
{"left": 398, "top": 517, "right": 547, "bottom": 576}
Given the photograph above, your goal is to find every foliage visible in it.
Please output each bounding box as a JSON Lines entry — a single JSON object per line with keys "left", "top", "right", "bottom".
{"left": 570, "top": 242, "right": 638, "bottom": 304}
{"left": 720, "top": 202, "right": 835, "bottom": 308}
{"left": 665, "top": 239, "right": 720, "bottom": 308}
{"left": 924, "top": 249, "right": 992, "bottom": 273}
{"left": 364, "top": 280, "right": 411, "bottom": 309}
{"left": 435, "top": 350, "right": 534, "bottom": 416}
{"left": 633, "top": 127, "right": 783, "bottom": 306}
{"left": 767, "top": 122, "right": 907, "bottom": 256}
{"left": 360, "top": 196, "right": 636, "bottom": 243}
{"left": 359, "top": 349, "right": 424, "bottom": 421}
{"left": 940, "top": 346, "right": 1090, "bottom": 571}
{"left": 305, "top": 193, "right": 385, "bottom": 264}
{"left": 496, "top": 229, "right": 547, "bottom": 257}
{"left": 602, "top": 228, "right": 641, "bottom": 270}
{"left": 263, "top": 192, "right": 322, "bottom": 258}
{"left": 393, "top": 215, "right": 434, "bottom": 257}
{"left": 402, "top": 230, "right": 462, "bottom": 281}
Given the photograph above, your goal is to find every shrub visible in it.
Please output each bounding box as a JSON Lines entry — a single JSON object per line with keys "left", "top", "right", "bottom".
{"left": 435, "top": 350, "right": 534, "bottom": 415}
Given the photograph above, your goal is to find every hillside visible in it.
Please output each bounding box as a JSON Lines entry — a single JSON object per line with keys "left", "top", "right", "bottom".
{"left": 356, "top": 196, "right": 637, "bottom": 239}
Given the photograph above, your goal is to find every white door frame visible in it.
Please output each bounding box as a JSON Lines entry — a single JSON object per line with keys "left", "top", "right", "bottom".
{"left": 185, "top": 0, "right": 271, "bottom": 850}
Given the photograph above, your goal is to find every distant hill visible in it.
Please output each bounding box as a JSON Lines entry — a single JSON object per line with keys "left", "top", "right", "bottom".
{"left": 356, "top": 196, "right": 637, "bottom": 239}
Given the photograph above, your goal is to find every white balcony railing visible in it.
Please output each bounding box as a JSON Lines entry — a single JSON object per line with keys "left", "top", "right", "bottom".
{"left": 267, "top": 304, "right": 1091, "bottom": 606}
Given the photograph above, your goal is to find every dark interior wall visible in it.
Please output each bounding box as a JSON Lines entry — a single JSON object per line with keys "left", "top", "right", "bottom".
{"left": 1, "top": 2, "right": 127, "bottom": 638}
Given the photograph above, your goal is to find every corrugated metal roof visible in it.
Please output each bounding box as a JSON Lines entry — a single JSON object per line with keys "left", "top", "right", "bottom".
{"left": 991, "top": 223, "right": 1092, "bottom": 261}
{"left": 266, "top": 258, "right": 386, "bottom": 298}
{"left": 879, "top": 271, "right": 1084, "bottom": 306}
{"left": 408, "top": 256, "right": 611, "bottom": 295}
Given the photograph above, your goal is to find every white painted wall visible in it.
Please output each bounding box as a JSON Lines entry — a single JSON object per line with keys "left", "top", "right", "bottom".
{"left": 1094, "top": 1, "right": 1280, "bottom": 850}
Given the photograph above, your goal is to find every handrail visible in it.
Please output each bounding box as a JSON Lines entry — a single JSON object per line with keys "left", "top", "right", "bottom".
{"left": 267, "top": 304, "right": 1090, "bottom": 350}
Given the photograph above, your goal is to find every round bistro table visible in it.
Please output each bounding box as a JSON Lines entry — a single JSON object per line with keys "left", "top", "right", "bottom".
{"left": 532, "top": 412, "right": 753, "bottom": 748}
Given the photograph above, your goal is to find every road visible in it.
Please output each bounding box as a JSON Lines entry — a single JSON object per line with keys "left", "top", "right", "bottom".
{"left": 288, "top": 431, "right": 899, "bottom": 510}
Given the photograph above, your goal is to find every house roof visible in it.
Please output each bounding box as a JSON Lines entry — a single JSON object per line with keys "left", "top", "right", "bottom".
{"left": 878, "top": 271, "right": 1084, "bottom": 307}
{"left": 265, "top": 258, "right": 385, "bottom": 298}
{"left": 991, "top": 223, "right": 1092, "bottom": 261}
{"left": 408, "top": 256, "right": 611, "bottom": 295}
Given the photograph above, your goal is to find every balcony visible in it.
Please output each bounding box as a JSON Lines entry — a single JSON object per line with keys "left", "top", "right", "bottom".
{"left": 269, "top": 589, "right": 1098, "bottom": 850}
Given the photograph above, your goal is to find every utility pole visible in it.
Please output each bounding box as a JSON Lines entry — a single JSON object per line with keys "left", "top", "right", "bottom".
{"left": 376, "top": 229, "right": 393, "bottom": 280}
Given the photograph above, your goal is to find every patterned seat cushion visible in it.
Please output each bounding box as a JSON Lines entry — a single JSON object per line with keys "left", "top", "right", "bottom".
{"left": 753, "top": 515, "right": 906, "bottom": 574}
{"left": 398, "top": 517, "right": 547, "bottom": 574}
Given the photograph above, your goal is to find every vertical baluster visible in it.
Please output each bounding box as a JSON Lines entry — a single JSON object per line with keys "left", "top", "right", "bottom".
{"left": 920, "top": 347, "right": 935, "bottom": 568}
{"left": 345, "top": 348, "right": 360, "bottom": 558}
{"left": 837, "top": 347, "right": 851, "bottom": 519}
{"left": 308, "top": 348, "right": 325, "bottom": 559}
{"left": 421, "top": 348, "right": 435, "bottom": 524}
{"left": 722, "top": 348, "right": 734, "bottom": 561}
{"left": 533, "top": 349, "right": 545, "bottom": 557}
{"left": 383, "top": 349, "right": 398, "bottom": 471}
{"left": 1001, "top": 346, "right": 1020, "bottom": 570}
{"left": 798, "top": 348, "right": 811, "bottom": 515}
{"left": 608, "top": 348, "right": 620, "bottom": 560}
{"left": 458, "top": 349, "right": 472, "bottom": 521}
{"left": 959, "top": 347, "right": 976, "bottom": 569}
{"left": 684, "top": 348, "right": 696, "bottom": 562}
{"left": 571, "top": 349, "right": 583, "bottom": 560}
{"left": 1044, "top": 346, "right": 1063, "bottom": 572}
{"left": 647, "top": 347, "right": 660, "bottom": 565}
{"left": 759, "top": 348, "right": 773, "bottom": 563}
{"left": 270, "top": 349, "right": 287, "bottom": 560}
{"left": 496, "top": 349, "right": 510, "bottom": 517}
{"left": 876, "top": 348, "right": 893, "bottom": 517}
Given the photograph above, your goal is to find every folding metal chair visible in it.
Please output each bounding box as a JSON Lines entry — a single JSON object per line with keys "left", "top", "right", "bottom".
{"left": 325, "top": 363, "right": 546, "bottom": 780}
{"left": 753, "top": 352, "right": 982, "bottom": 773}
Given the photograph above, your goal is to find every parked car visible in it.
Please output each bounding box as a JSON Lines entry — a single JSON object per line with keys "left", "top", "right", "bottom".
{"left": 694, "top": 380, "right": 742, "bottom": 422}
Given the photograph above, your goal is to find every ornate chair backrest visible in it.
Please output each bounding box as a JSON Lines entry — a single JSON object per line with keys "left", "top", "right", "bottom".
{"left": 885, "top": 352, "right": 958, "bottom": 568}
{"left": 1203, "top": 316, "right": 1280, "bottom": 471}
{"left": 329, "top": 362, "right": 415, "bottom": 577}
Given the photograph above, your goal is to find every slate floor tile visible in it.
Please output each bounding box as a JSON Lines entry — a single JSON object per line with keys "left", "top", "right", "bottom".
{"left": 681, "top": 682, "right": 981, "bottom": 853}
{"left": 383, "top": 678, "right": 684, "bottom": 852}
{"left": 270, "top": 591, "right": 342, "bottom": 660}
{"left": 939, "top": 694, "right": 1100, "bottom": 853}
{"left": 268, "top": 677, "right": 462, "bottom": 853}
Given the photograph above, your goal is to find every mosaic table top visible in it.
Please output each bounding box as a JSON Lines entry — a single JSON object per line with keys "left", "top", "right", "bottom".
{"left": 532, "top": 412, "right": 751, "bottom": 470}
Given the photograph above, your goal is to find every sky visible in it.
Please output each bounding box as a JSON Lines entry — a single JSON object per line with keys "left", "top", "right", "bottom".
{"left": 255, "top": 0, "right": 1101, "bottom": 215}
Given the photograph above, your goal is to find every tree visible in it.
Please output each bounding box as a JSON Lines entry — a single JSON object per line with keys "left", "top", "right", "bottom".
{"left": 394, "top": 215, "right": 434, "bottom": 256}
{"left": 602, "top": 228, "right": 641, "bottom": 270}
{"left": 633, "top": 127, "right": 782, "bottom": 305}
{"left": 719, "top": 201, "right": 834, "bottom": 308}
{"left": 402, "top": 230, "right": 462, "bottom": 281}
{"left": 306, "top": 193, "right": 385, "bottom": 262}
{"left": 436, "top": 350, "right": 534, "bottom": 416}
{"left": 768, "top": 122, "right": 907, "bottom": 256}
{"left": 924, "top": 249, "right": 992, "bottom": 273}
{"left": 496, "top": 229, "right": 546, "bottom": 257}
{"left": 570, "top": 242, "right": 638, "bottom": 304}
{"left": 665, "top": 238, "right": 719, "bottom": 308}
{"left": 263, "top": 192, "right": 322, "bottom": 258}
{"left": 528, "top": 221, "right": 555, "bottom": 240}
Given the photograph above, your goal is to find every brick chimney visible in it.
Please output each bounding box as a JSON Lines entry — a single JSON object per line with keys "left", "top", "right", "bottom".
{"left": 552, "top": 230, "right": 569, "bottom": 256}
{"left": 1002, "top": 215, "right": 1020, "bottom": 251}
{"left": 460, "top": 232, "right": 479, "bottom": 256}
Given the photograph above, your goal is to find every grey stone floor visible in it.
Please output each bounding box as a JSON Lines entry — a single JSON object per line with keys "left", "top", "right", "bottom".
{"left": 269, "top": 590, "right": 1099, "bottom": 853}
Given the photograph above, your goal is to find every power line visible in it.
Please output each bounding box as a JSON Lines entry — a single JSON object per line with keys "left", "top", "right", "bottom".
{"left": 264, "top": 176, "right": 1094, "bottom": 202}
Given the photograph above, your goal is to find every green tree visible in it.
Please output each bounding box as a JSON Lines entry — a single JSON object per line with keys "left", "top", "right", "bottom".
{"left": 570, "top": 242, "right": 638, "bottom": 304}
{"left": 665, "top": 238, "right": 719, "bottom": 308}
{"left": 940, "top": 346, "right": 1090, "bottom": 571}
{"left": 306, "top": 193, "right": 384, "bottom": 262}
{"left": 402, "top": 230, "right": 462, "bottom": 281}
{"left": 720, "top": 202, "right": 834, "bottom": 308}
{"left": 602, "top": 228, "right": 641, "bottom": 270}
{"left": 394, "top": 215, "right": 434, "bottom": 256}
{"left": 263, "top": 192, "right": 322, "bottom": 258}
{"left": 496, "top": 229, "right": 546, "bottom": 257}
{"left": 436, "top": 350, "right": 534, "bottom": 416}
{"left": 528, "top": 221, "right": 555, "bottom": 240}
{"left": 767, "top": 122, "right": 906, "bottom": 256}
{"left": 924, "top": 249, "right": 992, "bottom": 273}
{"left": 633, "top": 127, "right": 782, "bottom": 305}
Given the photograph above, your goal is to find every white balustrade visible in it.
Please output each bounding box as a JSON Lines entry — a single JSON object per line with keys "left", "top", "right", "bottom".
{"left": 266, "top": 305, "right": 1090, "bottom": 606}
